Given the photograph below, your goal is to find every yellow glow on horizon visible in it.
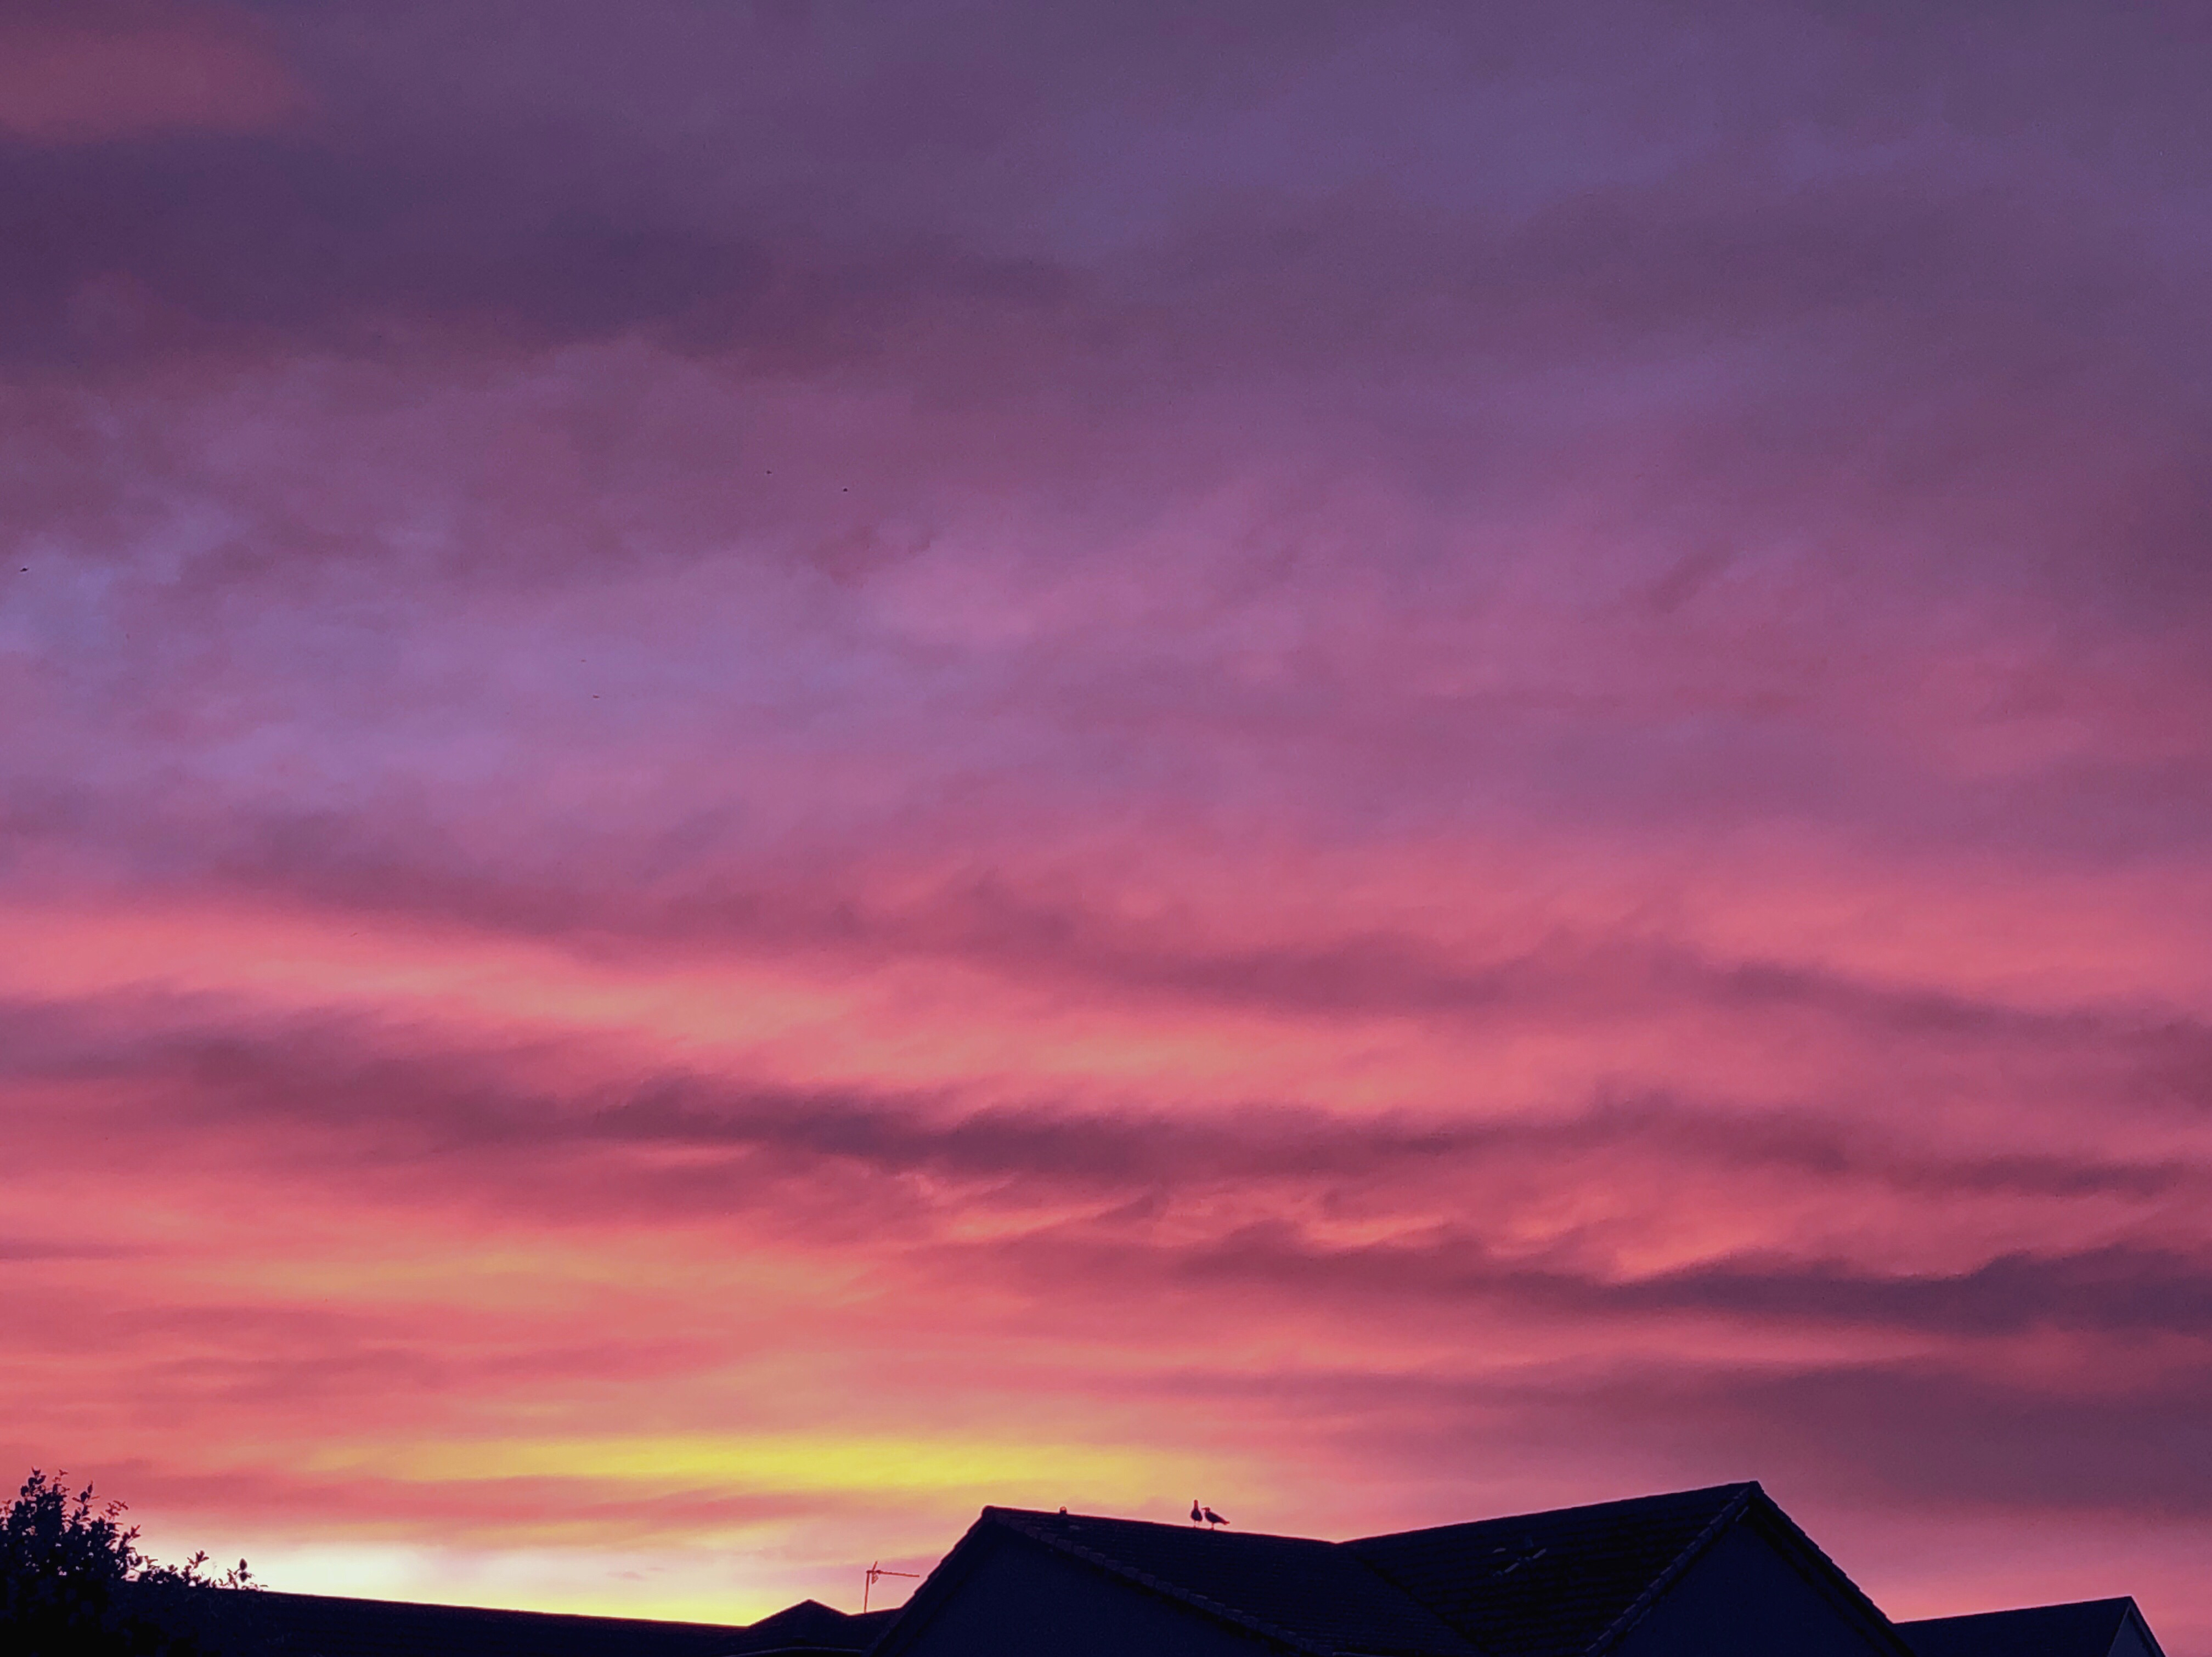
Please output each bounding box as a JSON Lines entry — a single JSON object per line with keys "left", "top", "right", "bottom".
{"left": 316, "top": 1431, "right": 1224, "bottom": 1502}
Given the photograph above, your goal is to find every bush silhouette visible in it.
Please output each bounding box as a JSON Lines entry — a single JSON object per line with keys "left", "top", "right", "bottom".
{"left": 1, "top": 1470, "right": 254, "bottom": 1655}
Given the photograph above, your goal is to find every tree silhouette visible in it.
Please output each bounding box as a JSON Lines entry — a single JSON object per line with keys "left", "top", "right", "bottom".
{"left": 1, "top": 1470, "right": 254, "bottom": 1655}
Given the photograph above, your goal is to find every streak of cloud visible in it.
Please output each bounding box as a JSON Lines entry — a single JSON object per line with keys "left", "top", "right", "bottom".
{"left": 4, "top": 0, "right": 2210, "bottom": 1648}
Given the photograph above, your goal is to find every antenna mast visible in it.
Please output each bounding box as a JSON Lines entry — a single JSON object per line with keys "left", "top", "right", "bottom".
{"left": 864, "top": 1561, "right": 919, "bottom": 1613}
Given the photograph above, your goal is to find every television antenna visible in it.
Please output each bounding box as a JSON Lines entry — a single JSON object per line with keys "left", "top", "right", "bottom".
{"left": 864, "top": 1561, "right": 919, "bottom": 1613}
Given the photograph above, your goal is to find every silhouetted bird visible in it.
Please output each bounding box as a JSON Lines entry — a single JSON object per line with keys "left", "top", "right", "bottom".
{"left": 1203, "top": 1507, "right": 1227, "bottom": 1528}
{"left": 1191, "top": 1500, "right": 1204, "bottom": 1525}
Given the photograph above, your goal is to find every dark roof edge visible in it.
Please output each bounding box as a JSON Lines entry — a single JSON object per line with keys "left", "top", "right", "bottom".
{"left": 2123, "top": 1596, "right": 2171, "bottom": 1657}
{"left": 131, "top": 1584, "right": 744, "bottom": 1633}
{"left": 862, "top": 1508, "right": 1336, "bottom": 1657}
{"left": 1895, "top": 1598, "right": 2165, "bottom": 1657}
{"left": 861, "top": 1516, "right": 995, "bottom": 1657}
{"left": 1740, "top": 1491, "right": 1919, "bottom": 1657}
{"left": 1583, "top": 1481, "right": 1758, "bottom": 1657}
{"left": 981, "top": 1508, "right": 1335, "bottom": 1655}
{"left": 1591, "top": 1484, "right": 1915, "bottom": 1657}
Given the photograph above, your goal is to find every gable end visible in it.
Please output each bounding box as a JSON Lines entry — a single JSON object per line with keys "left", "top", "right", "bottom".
{"left": 1598, "top": 1491, "right": 1917, "bottom": 1657}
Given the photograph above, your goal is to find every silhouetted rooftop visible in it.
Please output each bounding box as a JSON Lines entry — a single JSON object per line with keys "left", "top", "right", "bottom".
{"left": 876, "top": 1483, "right": 1918, "bottom": 1657}
{"left": 141, "top": 1585, "right": 749, "bottom": 1657}
{"left": 1346, "top": 1481, "right": 1759, "bottom": 1657}
{"left": 716, "top": 1596, "right": 899, "bottom": 1654}
{"left": 1900, "top": 1597, "right": 2164, "bottom": 1657}
{"left": 126, "top": 1491, "right": 2164, "bottom": 1657}
{"left": 968, "top": 1507, "right": 1478, "bottom": 1656}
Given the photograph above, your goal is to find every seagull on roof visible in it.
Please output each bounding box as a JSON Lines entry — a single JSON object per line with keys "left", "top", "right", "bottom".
{"left": 1203, "top": 1507, "right": 1227, "bottom": 1528}
{"left": 1191, "top": 1500, "right": 1204, "bottom": 1525}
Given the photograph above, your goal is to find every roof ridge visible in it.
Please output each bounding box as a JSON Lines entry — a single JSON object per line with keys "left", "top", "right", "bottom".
{"left": 1344, "top": 1481, "right": 1763, "bottom": 1547}
{"left": 165, "top": 1585, "right": 742, "bottom": 1630}
{"left": 990, "top": 1505, "right": 1342, "bottom": 1545}
{"left": 1735, "top": 1488, "right": 1918, "bottom": 1657}
{"left": 1582, "top": 1481, "right": 1758, "bottom": 1656}
{"left": 982, "top": 1504, "right": 1469, "bottom": 1645}
{"left": 2123, "top": 1595, "right": 2171, "bottom": 1657}
{"left": 985, "top": 1508, "right": 1334, "bottom": 1655}
{"left": 1904, "top": 1594, "right": 2138, "bottom": 1621}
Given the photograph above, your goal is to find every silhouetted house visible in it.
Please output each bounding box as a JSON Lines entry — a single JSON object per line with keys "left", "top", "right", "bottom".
{"left": 140, "top": 1481, "right": 2171, "bottom": 1657}
{"left": 146, "top": 1585, "right": 752, "bottom": 1656}
{"left": 718, "top": 1597, "right": 899, "bottom": 1654}
{"left": 1901, "top": 1597, "right": 2168, "bottom": 1657}
{"left": 868, "top": 1483, "right": 2172, "bottom": 1657}
{"left": 132, "top": 1580, "right": 892, "bottom": 1656}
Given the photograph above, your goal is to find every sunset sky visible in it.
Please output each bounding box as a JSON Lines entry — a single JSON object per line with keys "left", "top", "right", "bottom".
{"left": 3, "top": 0, "right": 2210, "bottom": 1649}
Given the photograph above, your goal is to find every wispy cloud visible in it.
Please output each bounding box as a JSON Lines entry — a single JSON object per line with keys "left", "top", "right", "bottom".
{"left": 3, "top": 0, "right": 2210, "bottom": 1644}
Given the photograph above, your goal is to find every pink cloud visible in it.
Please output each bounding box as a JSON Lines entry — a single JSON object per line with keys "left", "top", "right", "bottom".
{"left": 0, "top": 3, "right": 306, "bottom": 144}
{"left": 2, "top": 1, "right": 2210, "bottom": 1645}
